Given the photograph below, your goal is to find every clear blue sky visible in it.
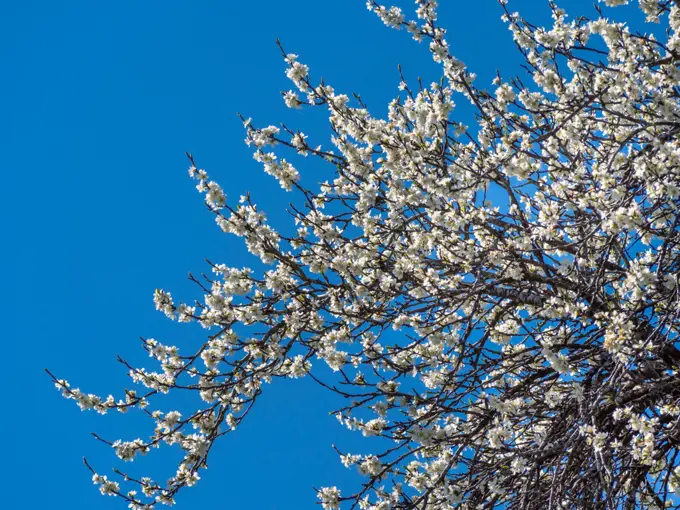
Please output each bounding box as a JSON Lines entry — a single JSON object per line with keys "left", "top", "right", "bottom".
{"left": 1, "top": 1, "right": 648, "bottom": 508}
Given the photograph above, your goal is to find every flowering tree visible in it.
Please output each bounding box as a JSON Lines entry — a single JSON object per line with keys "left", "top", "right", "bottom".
{"left": 48, "top": 0, "right": 680, "bottom": 508}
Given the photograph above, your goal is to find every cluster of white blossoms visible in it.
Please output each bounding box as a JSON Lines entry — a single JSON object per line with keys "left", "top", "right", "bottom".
{"left": 50, "top": 0, "right": 680, "bottom": 507}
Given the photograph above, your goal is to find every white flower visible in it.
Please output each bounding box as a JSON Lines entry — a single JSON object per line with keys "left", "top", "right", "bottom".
{"left": 283, "top": 90, "right": 302, "bottom": 109}
{"left": 318, "top": 486, "right": 341, "bottom": 509}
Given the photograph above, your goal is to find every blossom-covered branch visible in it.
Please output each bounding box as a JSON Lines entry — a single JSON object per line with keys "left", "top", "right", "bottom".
{"left": 51, "top": 0, "right": 680, "bottom": 508}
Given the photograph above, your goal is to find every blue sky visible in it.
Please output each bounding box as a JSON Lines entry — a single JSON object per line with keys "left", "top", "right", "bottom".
{"left": 1, "top": 1, "right": 651, "bottom": 508}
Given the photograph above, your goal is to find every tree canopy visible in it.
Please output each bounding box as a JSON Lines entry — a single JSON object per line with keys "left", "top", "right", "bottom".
{"left": 50, "top": 0, "right": 680, "bottom": 508}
